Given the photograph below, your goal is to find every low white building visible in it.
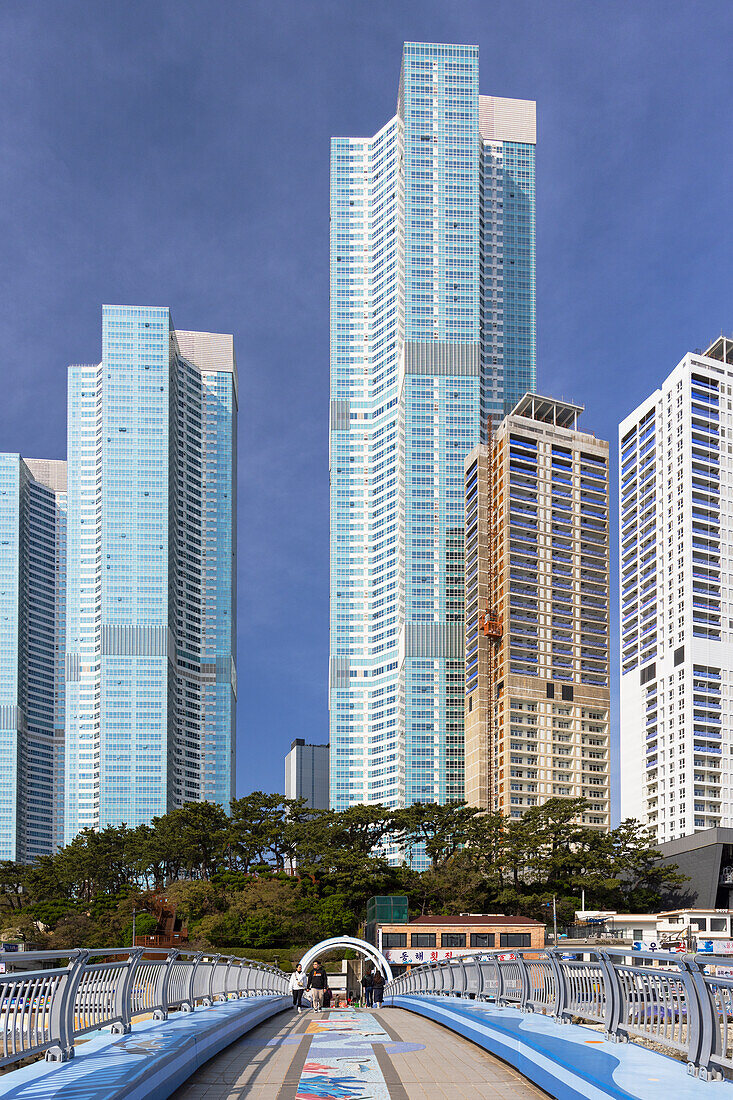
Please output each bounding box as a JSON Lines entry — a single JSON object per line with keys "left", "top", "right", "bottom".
{"left": 576, "top": 908, "right": 733, "bottom": 951}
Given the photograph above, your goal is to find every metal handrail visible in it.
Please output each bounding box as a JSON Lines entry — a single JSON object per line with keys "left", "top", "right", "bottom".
{"left": 384, "top": 946, "right": 733, "bottom": 1080}
{"left": 0, "top": 946, "right": 288, "bottom": 1069}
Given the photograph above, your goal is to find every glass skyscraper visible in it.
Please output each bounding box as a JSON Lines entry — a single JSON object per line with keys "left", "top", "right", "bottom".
{"left": 64, "top": 305, "right": 236, "bottom": 841}
{"left": 0, "top": 455, "right": 66, "bottom": 861}
{"left": 329, "top": 42, "right": 536, "bottom": 829}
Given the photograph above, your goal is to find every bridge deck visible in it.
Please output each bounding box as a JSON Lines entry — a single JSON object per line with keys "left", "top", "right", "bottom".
{"left": 171, "top": 1006, "right": 547, "bottom": 1099}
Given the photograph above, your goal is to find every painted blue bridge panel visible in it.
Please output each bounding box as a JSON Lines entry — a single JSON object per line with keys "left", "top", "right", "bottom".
{"left": 0, "top": 995, "right": 290, "bottom": 1100}
{"left": 387, "top": 994, "right": 733, "bottom": 1100}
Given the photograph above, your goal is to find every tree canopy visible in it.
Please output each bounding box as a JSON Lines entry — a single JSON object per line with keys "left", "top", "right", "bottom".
{"left": 0, "top": 794, "right": 685, "bottom": 951}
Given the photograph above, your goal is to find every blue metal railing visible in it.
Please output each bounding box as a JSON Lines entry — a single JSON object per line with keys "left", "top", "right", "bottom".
{"left": 385, "top": 945, "right": 733, "bottom": 1081}
{"left": 0, "top": 947, "right": 287, "bottom": 1068}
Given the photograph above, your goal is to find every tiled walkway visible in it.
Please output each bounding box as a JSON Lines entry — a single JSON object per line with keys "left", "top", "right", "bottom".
{"left": 170, "top": 1006, "right": 549, "bottom": 1099}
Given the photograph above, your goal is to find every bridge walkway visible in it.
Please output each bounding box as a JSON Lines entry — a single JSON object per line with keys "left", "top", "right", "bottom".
{"left": 171, "top": 1006, "right": 548, "bottom": 1100}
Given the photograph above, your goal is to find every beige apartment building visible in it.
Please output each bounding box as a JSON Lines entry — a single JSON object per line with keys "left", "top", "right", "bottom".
{"left": 464, "top": 394, "right": 610, "bottom": 826}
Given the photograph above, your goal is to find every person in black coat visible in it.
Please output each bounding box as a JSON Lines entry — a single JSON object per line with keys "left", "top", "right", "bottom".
{"left": 361, "top": 968, "right": 374, "bottom": 1007}
{"left": 308, "top": 961, "right": 328, "bottom": 1012}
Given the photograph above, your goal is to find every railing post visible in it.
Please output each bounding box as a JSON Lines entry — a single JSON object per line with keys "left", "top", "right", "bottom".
{"left": 474, "top": 956, "right": 483, "bottom": 1000}
{"left": 515, "top": 953, "right": 530, "bottom": 1011}
{"left": 203, "top": 954, "right": 221, "bottom": 1007}
{"left": 679, "top": 953, "right": 721, "bottom": 1080}
{"left": 152, "top": 949, "right": 179, "bottom": 1021}
{"left": 234, "top": 961, "right": 246, "bottom": 998}
{"left": 111, "top": 947, "right": 144, "bottom": 1034}
{"left": 220, "top": 956, "right": 235, "bottom": 1000}
{"left": 45, "top": 950, "right": 89, "bottom": 1062}
{"left": 181, "top": 952, "right": 203, "bottom": 1013}
{"left": 546, "top": 949, "right": 566, "bottom": 1020}
{"left": 496, "top": 957, "right": 507, "bottom": 1005}
{"left": 598, "top": 950, "right": 623, "bottom": 1039}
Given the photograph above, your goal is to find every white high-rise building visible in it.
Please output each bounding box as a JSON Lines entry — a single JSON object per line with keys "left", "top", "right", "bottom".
{"left": 329, "top": 41, "right": 536, "bottom": 834}
{"left": 620, "top": 335, "right": 733, "bottom": 843}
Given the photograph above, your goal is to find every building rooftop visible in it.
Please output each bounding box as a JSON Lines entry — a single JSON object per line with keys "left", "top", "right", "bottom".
{"left": 407, "top": 914, "right": 542, "bottom": 926}
{"left": 509, "top": 392, "right": 584, "bottom": 430}
{"left": 704, "top": 335, "right": 733, "bottom": 366}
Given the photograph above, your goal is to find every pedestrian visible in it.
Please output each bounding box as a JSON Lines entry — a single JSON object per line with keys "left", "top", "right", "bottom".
{"left": 289, "top": 964, "right": 307, "bottom": 1013}
{"left": 372, "top": 969, "right": 384, "bottom": 1009}
{"left": 308, "top": 961, "right": 328, "bottom": 1012}
{"left": 361, "top": 968, "right": 374, "bottom": 1008}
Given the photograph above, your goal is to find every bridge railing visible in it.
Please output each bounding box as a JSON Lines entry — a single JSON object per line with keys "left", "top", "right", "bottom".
{"left": 385, "top": 946, "right": 733, "bottom": 1080}
{"left": 0, "top": 947, "right": 288, "bottom": 1070}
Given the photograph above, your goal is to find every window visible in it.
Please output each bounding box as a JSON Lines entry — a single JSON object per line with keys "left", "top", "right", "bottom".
{"left": 500, "top": 933, "right": 531, "bottom": 948}
{"left": 561, "top": 685, "right": 574, "bottom": 701}
{"left": 632, "top": 928, "right": 643, "bottom": 941}
{"left": 711, "top": 918, "right": 726, "bottom": 932}
{"left": 411, "top": 933, "right": 436, "bottom": 948}
{"left": 382, "top": 933, "right": 406, "bottom": 948}
{"left": 692, "top": 919, "right": 707, "bottom": 931}
{"left": 441, "top": 933, "right": 466, "bottom": 948}
{"left": 470, "top": 933, "right": 495, "bottom": 948}
{"left": 546, "top": 683, "right": 555, "bottom": 699}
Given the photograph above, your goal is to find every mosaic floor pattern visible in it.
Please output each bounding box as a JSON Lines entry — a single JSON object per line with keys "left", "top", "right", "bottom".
{"left": 296, "top": 1010, "right": 420, "bottom": 1100}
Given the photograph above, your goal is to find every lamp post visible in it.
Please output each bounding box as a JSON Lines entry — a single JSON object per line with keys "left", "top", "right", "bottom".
{"left": 132, "top": 909, "right": 137, "bottom": 948}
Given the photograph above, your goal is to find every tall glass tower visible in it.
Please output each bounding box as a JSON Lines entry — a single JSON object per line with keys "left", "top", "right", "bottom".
{"left": 64, "top": 306, "right": 236, "bottom": 842}
{"left": 0, "top": 455, "right": 66, "bottom": 861}
{"left": 329, "top": 42, "right": 536, "bottom": 828}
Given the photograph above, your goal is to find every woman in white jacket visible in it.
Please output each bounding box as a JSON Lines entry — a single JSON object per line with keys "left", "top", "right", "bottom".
{"left": 289, "top": 964, "right": 307, "bottom": 1012}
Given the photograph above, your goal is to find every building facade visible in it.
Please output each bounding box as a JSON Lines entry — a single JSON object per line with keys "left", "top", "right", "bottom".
{"left": 0, "top": 455, "right": 66, "bottom": 860}
{"left": 374, "top": 914, "right": 544, "bottom": 971}
{"left": 464, "top": 395, "right": 610, "bottom": 826}
{"left": 620, "top": 337, "right": 733, "bottom": 844}
{"left": 64, "top": 305, "right": 236, "bottom": 841}
{"left": 284, "top": 739, "right": 329, "bottom": 809}
{"left": 329, "top": 41, "right": 536, "bottom": 829}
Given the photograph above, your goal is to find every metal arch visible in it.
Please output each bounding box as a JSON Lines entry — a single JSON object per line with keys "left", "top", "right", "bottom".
{"left": 298, "top": 936, "right": 394, "bottom": 982}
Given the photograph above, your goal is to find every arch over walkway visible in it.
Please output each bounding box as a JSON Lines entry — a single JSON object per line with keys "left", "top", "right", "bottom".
{"left": 298, "top": 935, "right": 394, "bottom": 981}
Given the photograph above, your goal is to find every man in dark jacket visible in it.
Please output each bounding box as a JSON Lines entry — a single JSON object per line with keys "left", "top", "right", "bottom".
{"left": 360, "top": 968, "right": 373, "bottom": 1007}
{"left": 308, "top": 961, "right": 328, "bottom": 1012}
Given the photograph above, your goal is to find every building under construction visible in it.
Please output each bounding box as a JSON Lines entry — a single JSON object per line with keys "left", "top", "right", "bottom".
{"left": 464, "top": 394, "right": 610, "bottom": 827}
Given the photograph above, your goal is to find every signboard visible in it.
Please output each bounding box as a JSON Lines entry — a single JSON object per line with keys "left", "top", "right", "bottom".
{"left": 698, "top": 940, "right": 733, "bottom": 955}
{"left": 632, "top": 941, "right": 685, "bottom": 953}
{"left": 382, "top": 948, "right": 518, "bottom": 965}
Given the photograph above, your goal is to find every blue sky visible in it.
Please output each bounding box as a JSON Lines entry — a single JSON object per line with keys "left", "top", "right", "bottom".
{"left": 1, "top": 1, "right": 731, "bottom": 808}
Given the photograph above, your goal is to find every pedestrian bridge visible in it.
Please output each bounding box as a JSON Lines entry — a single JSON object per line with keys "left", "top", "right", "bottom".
{"left": 0, "top": 941, "right": 732, "bottom": 1099}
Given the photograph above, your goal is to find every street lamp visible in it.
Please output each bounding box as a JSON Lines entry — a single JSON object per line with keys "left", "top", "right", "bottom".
{"left": 131, "top": 909, "right": 137, "bottom": 948}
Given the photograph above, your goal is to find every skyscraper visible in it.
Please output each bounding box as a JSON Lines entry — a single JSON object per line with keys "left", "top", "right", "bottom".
{"left": 329, "top": 42, "right": 536, "bottom": 824}
{"left": 284, "top": 739, "right": 330, "bottom": 809}
{"left": 620, "top": 336, "right": 733, "bottom": 844}
{"left": 464, "top": 396, "right": 610, "bottom": 826}
{"left": 64, "top": 305, "right": 236, "bottom": 842}
{"left": 0, "top": 454, "right": 66, "bottom": 860}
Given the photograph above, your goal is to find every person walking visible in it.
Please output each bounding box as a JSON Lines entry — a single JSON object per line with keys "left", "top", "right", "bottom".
{"left": 308, "top": 961, "right": 328, "bottom": 1012}
{"left": 289, "top": 964, "right": 307, "bottom": 1013}
{"left": 372, "top": 969, "right": 385, "bottom": 1009}
{"left": 361, "top": 968, "right": 374, "bottom": 1008}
